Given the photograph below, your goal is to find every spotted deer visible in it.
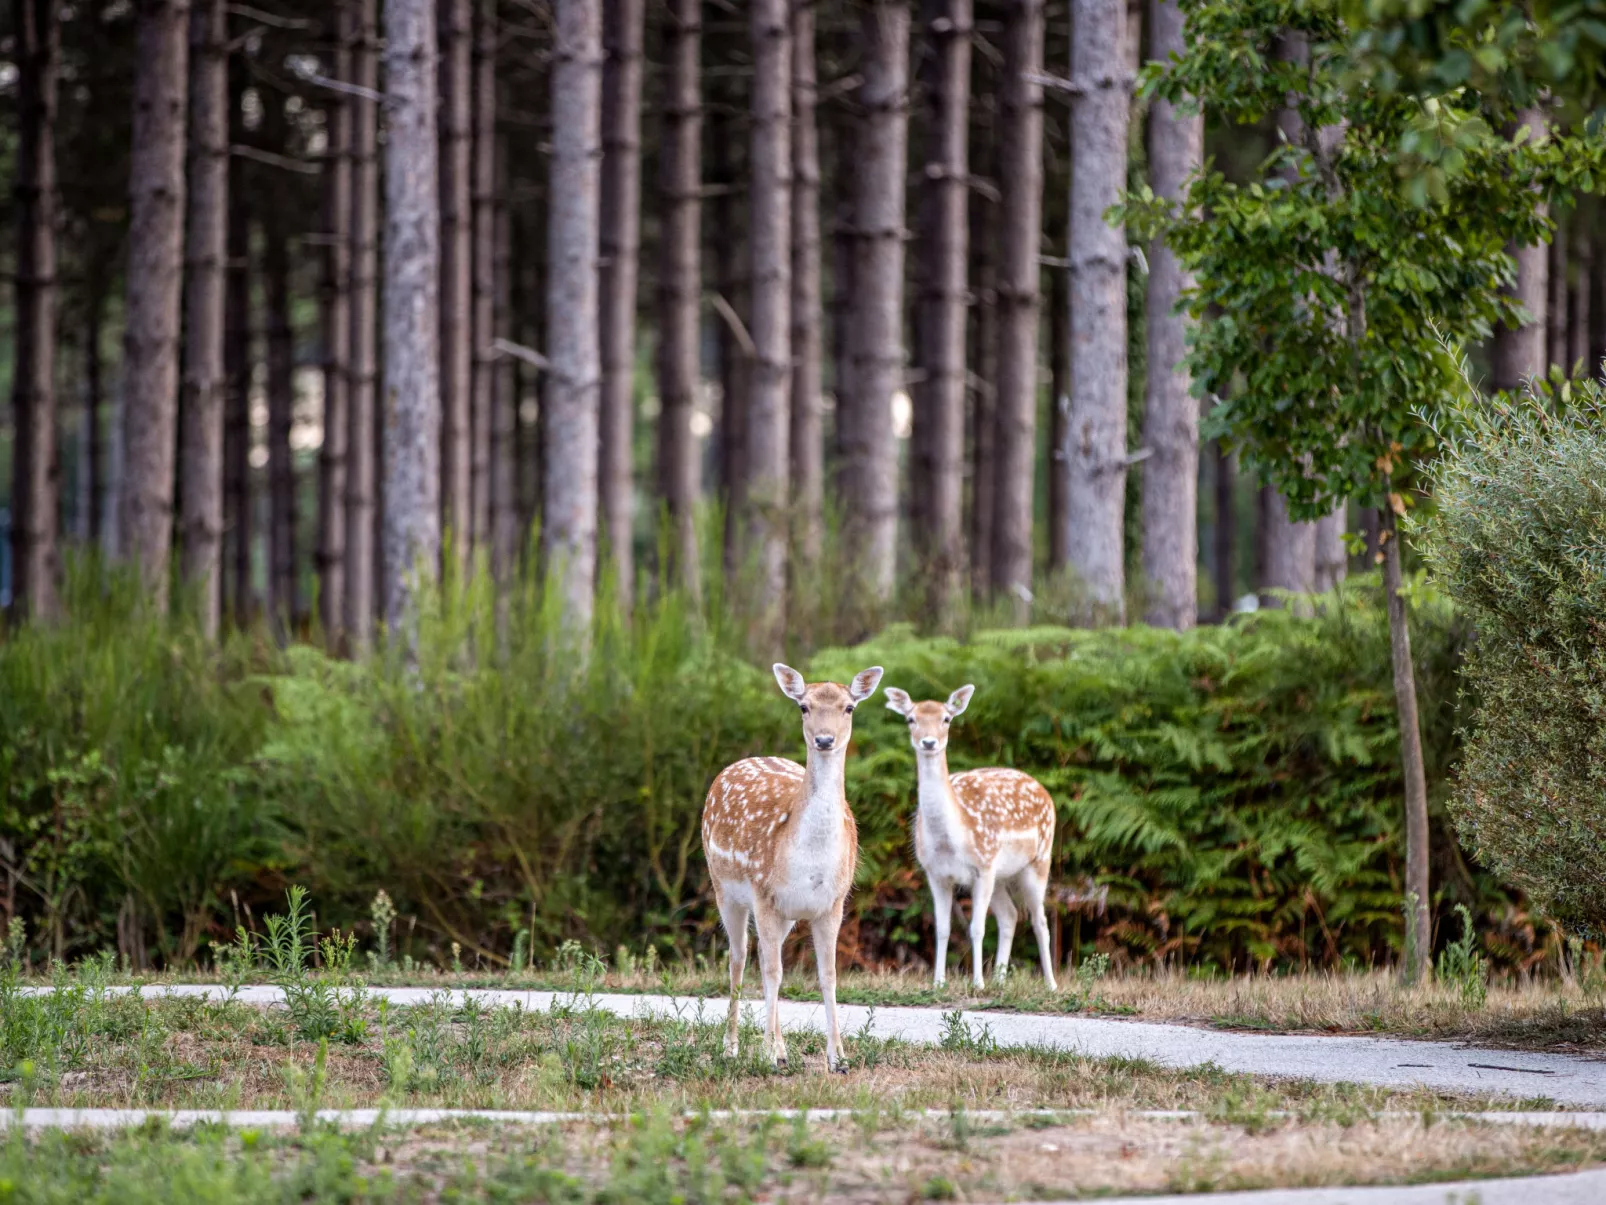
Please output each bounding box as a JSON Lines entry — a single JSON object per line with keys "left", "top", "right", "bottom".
{"left": 883, "top": 684, "right": 1058, "bottom": 990}
{"left": 701, "top": 663, "right": 884, "bottom": 1071}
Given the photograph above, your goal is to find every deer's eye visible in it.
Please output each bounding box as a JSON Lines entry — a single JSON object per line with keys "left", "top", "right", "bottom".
{"left": 943, "top": 716, "right": 951, "bottom": 725}
{"left": 845, "top": 705, "right": 855, "bottom": 714}
{"left": 799, "top": 704, "right": 809, "bottom": 714}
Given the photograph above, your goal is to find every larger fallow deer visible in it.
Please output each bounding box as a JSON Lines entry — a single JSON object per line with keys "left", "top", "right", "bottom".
{"left": 883, "top": 684, "right": 1058, "bottom": 990}
{"left": 701, "top": 663, "right": 884, "bottom": 1072}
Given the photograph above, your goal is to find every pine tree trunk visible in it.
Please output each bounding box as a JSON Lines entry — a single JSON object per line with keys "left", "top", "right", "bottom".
{"left": 745, "top": 0, "right": 791, "bottom": 635}
{"left": 1212, "top": 441, "right": 1235, "bottom": 617}
{"left": 490, "top": 124, "right": 518, "bottom": 585}
{"left": 1381, "top": 507, "right": 1431, "bottom": 983}
{"left": 841, "top": 0, "right": 910, "bottom": 604}
{"left": 383, "top": 0, "right": 443, "bottom": 632}
{"left": 1548, "top": 215, "right": 1568, "bottom": 373}
{"left": 1491, "top": 109, "right": 1549, "bottom": 392}
{"left": 262, "top": 93, "right": 298, "bottom": 636}
{"left": 84, "top": 266, "right": 107, "bottom": 549}
{"left": 440, "top": 0, "right": 472, "bottom": 565}
{"left": 990, "top": 0, "right": 1045, "bottom": 620}
{"left": 968, "top": 125, "right": 997, "bottom": 602}
{"left": 1047, "top": 259, "right": 1068, "bottom": 574}
{"left": 470, "top": 0, "right": 497, "bottom": 557}
{"left": 224, "top": 57, "right": 252, "bottom": 627}
{"left": 121, "top": 0, "right": 191, "bottom": 605}
{"left": 318, "top": 2, "right": 354, "bottom": 643}
{"left": 10, "top": 0, "right": 60, "bottom": 622}
{"left": 712, "top": 103, "right": 748, "bottom": 574}
{"left": 789, "top": 0, "right": 824, "bottom": 576}
{"left": 655, "top": 0, "right": 702, "bottom": 595}
{"left": 345, "top": 0, "right": 379, "bottom": 648}
{"left": 544, "top": 0, "right": 604, "bottom": 629}
{"left": 1258, "top": 484, "right": 1315, "bottom": 609}
{"left": 598, "top": 0, "right": 643, "bottom": 602}
{"left": 1314, "top": 505, "right": 1346, "bottom": 592}
{"left": 1570, "top": 214, "right": 1592, "bottom": 373}
{"left": 1063, "top": 0, "right": 1129, "bottom": 622}
{"left": 1592, "top": 228, "right": 1606, "bottom": 374}
{"left": 910, "top": 0, "right": 970, "bottom": 622}
{"left": 1139, "top": 0, "right": 1200, "bottom": 631}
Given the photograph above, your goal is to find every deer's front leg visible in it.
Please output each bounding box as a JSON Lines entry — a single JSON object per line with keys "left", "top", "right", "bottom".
{"left": 930, "top": 877, "right": 954, "bottom": 987}
{"left": 969, "top": 866, "right": 997, "bottom": 989}
{"left": 812, "top": 896, "right": 848, "bottom": 1072}
{"left": 717, "top": 895, "right": 751, "bottom": 1057}
{"left": 754, "top": 905, "right": 792, "bottom": 1067}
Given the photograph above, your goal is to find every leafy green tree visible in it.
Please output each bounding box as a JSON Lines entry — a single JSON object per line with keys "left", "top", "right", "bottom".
{"left": 1126, "top": 0, "right": 1603, "bottom": 979}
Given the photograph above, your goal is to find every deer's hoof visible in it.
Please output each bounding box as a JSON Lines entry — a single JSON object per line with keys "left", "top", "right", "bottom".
{"left": 828, "top": 1057, "right": 850, "bottom": 1075}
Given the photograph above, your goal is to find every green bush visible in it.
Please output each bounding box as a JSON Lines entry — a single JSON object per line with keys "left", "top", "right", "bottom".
{"left": 1421, "top": 389, "right": 1606, "bottom": 935}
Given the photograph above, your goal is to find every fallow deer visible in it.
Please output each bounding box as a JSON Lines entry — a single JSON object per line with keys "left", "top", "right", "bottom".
{"left": 883, "top": 684, "right": 1058, "bottom": 990}
{"left": 701, "top": 663, "right": 884, "bottom": 1071}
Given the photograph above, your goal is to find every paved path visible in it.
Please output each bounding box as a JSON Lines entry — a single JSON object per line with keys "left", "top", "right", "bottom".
{"left": 43, "top": 984, "right": 1606, "bottom": 1107}
{"left": 1043, "top": 1167, "right": 1606, "bottom": 1205}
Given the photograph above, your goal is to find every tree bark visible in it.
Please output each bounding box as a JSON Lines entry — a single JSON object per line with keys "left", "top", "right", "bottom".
{"left": 345, "top": 0, "right": 379, "bottom": 648}
{"left": 439, "top": 0, "right": 472, "bottom": 565}
{"left": 318, "top": 2, "right": 354, "bottom": 644}
{"left": 990, "top": 0, "right": 1045, "bottom": 620}
{"left": 1592, "top": 227, "right": 1606, "bottom": 375}
{"left": 909, "top": 0, "right": 970, "bottom": 622}
{"left": 1313, "top": 504, "right": 1346, "bottom": 593}
{"left": 1491, "top": 109, "right": 1549, "bottom": 392}
{"left": 1063, "top": 0, "right": 1129, "bottom": 622}
{"left": 968, "top": 125, "right": 997, "bottom": 602}
{"left": 745, "top": 0, "right": 791, "bottom": 635}
{"left": 1139, "top": 0, "right": 1201, "bottom": 631}
{"left": 1212, "top": 441, "right": 1235, "bottom": 617}
{"left": 490, "top": 122, "right": 518, "bottom": 586}
{"left": 1381, "top": 508, "right": 1431, "bottom": 983}
{"left": 1548, "top": 214, "right": 1568, "bottom": 373}
{"left": 10, "top": 0, "right": 61, "bottom": 622}
{"left": 711, "top": 102, "right": 748, "bottom": 574}
{"left": 544, "top": 0, "right": 604, "bottom": 630}
{"left": 261, "top": 93, "right": 298, "bottom": 635}
{"left": 120, "top": 0, "right": 191, "bottom": 606}
{"left": 224, "top": 55, "right": 251, "bottom": 627}
{"left": 1258, "top": 484, "right": 1315, "bottom": 609}
{"left": 598, "top": 0, "right": 643, "bottom": 602}
{"left": 84, "top": 266, "right": 107, "bottom": 549}
{"left": 789, "top": 0, "right": 825, "bottom": 577}
{"left": 383, "top": 0, "right": 443, "bottom": 633}
{"left": 470, "top": 0, "right": 497, "bottom": 558}
{"left": 841, "top": 0, "right": 910, "bottom": 604}
{"left": 1570, "top": 213, "right": 1592, "bottom": 374}
{"left": 655, "top": 0, "right": 702, "bottom": 595}
{"left": 1047, "top": 258, "right": 1068, "bottom": 574}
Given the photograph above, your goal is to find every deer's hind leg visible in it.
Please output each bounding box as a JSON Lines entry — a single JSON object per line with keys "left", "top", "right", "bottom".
{"left": 990, "top": 885, "right": 1019, "bottom": 982}
{"left": 716, "top": 889, "right": 752, "bottom": 1058}
{"left": 753, "top": 901, "right": 794, "bottom": 1067}
{"left": 1021, "top": 854, "right": 1057, "bottom": 990}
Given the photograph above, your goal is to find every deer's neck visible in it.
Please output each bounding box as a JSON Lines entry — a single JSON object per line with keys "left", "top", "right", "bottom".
{"left": 915, "top": 749, "right": 956, "bottom": 810}
{"left": 801, "top": 749, "right": 847, "bottom": 825}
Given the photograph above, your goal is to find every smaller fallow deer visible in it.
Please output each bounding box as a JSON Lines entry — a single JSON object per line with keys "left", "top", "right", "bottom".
{"left": 701, "top": 663, "right": 884, "bottom": 1071}
{"left": 883, "top": 684, "right": 1058, "bottom": 990}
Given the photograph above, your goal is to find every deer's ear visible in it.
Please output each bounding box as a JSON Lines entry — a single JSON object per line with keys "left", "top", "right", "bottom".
{"left": 883, "top": 687, "right": 914, "bottom": 717}
{"left": 849, "top": 666, "right": 885, "bottom": 703}
{"left": 945, "top": 684, "right": 976, "bottom": 717}
{"left": 773, "top": 663, "right": 808, "bottom": 702}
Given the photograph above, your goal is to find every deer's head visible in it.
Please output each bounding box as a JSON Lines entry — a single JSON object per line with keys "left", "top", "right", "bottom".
{"left": 773, "top": 664, "right": 884, "bottom": 754}
{"left": 883, "top": 684, "right": 974, "bottom": 755}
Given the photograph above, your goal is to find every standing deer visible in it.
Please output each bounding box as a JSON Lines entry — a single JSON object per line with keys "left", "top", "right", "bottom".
{"left": 702, "top": 663, "right": 884, "bottom": 1071}
{"left": 883, "top": 684, "right": 1058, "bottom": 990}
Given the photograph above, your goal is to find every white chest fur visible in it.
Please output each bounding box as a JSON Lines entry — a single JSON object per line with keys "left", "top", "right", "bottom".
{"left": 772, "top": 763, "right": 849, "bottom": 919}
{"left": 915, "top": 761, "right": 978, "bottom": 887}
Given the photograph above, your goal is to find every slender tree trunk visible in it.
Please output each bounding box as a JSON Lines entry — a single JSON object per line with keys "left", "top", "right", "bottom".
{"left": 318, "top": 5, "right": 354, "bottom": 644}
{"left": 516, "top": 207, "right": 545, "bottom": 544}
{"left": 1591, "top": 227, "right": 1606, "bottom": 375}
{"left": 1139, "top": 0, "right": 1200, "bottom": 631}
{"left": 968, "top": 127, "right": 998, "bottom": 601}
{"left": 829, "top": 100, "right": 855, "bottom": 461}
{"left": 10, "top": 0, "right": 60, "bottom": 622}
{"left": 1063, "top": 0, "right": 1129, "bottom": 622}
{"left": 544, "top": 0, "right": 603, "bottom": 630}
{"left": 1258, "top": 484, "right": 1315, "bottom": 608}
{"left": 712, "top": 104, "right": 748, "bottom": 573}
{"left": 224, "top": 58, "right": 252, "bottom": 627}
{"left": 841, "top": 0, "right": 910, "bottom": 604}
{"left": 383, "top": 0, "right": 442, "bottom": 632}
{"left": 656, "top": 0, "right": 702, "bottom": 594}
{"left": 1548, "top": 214, "right": 1569, "bottom": 373}
{"left": 598, "top": 0, "right": 643, "bottom": 602}
{"left": 345, "top": 0, "right": 379, "bottom": 648}
{"left": 1380, "top": 508, "right": 1431, "bottom": 982}
{"left": 1212, "top": 441, "right": 1234, "bottom": 617}
{"left": 909, "top": 0, "right": 970, "bottom": 622}
{"left": 1491, "top": 108, "right": 1549, "bottom": 392}
{"left": 990, "top": 0, "right": 1045, "bottom": 619}
{"left": 85, "top": 267, "right": 107, "bottom": 548}
{"left": 470, "top": 0, "right": 497, "bottom": 559}
{"left": 1314, "top": 505, "right": 1346, "bottom": 592}
{"left": 1047, "top": 259, "right": 1068, "bottom": 573}
{"left": 1570, "top": 213, "right": 1592, "bottom": 374}
{"left": 439, "top": 0, "right": 471, "bottom": 565}
{"left": 262, "top": 94, "right": 298, "bottom": 636}
{"left": 744, "top": 0, "right": 791, "bottom": 634}
{"left": 789, "top": 0, "right": 824, "bottom": 576}
{"left": 490, "top": 123, "right": 518, "bottom": 585}
{"left": 121, "top": 0, "right": 191, "bottom": 605}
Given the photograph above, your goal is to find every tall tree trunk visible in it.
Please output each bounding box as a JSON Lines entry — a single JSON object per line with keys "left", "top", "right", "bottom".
{"left": 1491, "top": 109, "right": 1549, "bottom": 392}
{"left": 967, "top": 131, "right": 997, "bottom": 602}
{"left": 598, "top": 0, "right": 643, "bottom": 602}
{"left": 744, "top": 0, "right": 791, "bottom": 636}
{"left": 318, "top": 4, "right": 354, "bottom": 644}
{"left": 1258, "top": 484, "right": 1314, "bottom": 608}
{"left": 841, "top": 0, "right": 910, "bottom": 604}
{"left": 262, "top": 94, "right": 298, "bottom": 636}
{"left": 789, "top": 0, "right": 824, "bottom": 577}
{"left": 1592, "top": 227, "right": 1606, "bottom": 375}
{"left": 544, "top": 0, "right": 603, "bottom": 630}
{"left": 224, "top": 57, "right": 251, "bottom": 627}
{"left": 909, "top": 0, "right": 970, "bottom": 623}
{"left": 470, "top": 0, "right": 497, "bottom": 559}
{"left": 383, "top": 0, "right": 443, "bottom": 632}
{"left": 712, "top": 103, "right": 748, "bottom": 574}
{"left": 1139, "top": 0, "right": 1200, "bottom": 631}
{"left": 1212, "top": 441, "right": 1234, "bottom": 617}
{"left": 1570, "top": 213, "right": 1592, "bottom": 374}
{"left": 121, "top": 0, "right": 191, "bottom": 605}
{"left": 1063, "top": 0, "right": 1129, "bottom": 622}
{"left": 1313, "top": 505, "right": 1346, "bottom": 592}
{"left": 990, "top": 0, "right": 1045, "bottom": 619}
{"left": 84, "top": 266, "right": 107, "bottom": 548}
{"left": 1382, "top": 507, "right": 1431, "bottom": 982}
{"left": 1548, "top": 214, "right": 1568, "bottom": 373}
{"left": 1047, "top": 258, "right": 1068, "bottom": 574}
{"left": 10, "top": 0, "right": 60, "bottom": 622}
{"left": 439, "top": 0, "right": 472, "bottom": 565}
{"left": 655, "top": 0, "right": 702, "bottom": 594}
{"left": 490, "top": 123, "right": 518, "bottom": 585}
{"left": 345, "top": 0, "right": 379, "bottom": 648}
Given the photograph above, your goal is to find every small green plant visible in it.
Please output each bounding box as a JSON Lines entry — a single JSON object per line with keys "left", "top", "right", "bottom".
{"left": 1075, "top": 951, "right": 1111, "bottom": 992}
{"left": 937, "top": 1010, "right": 997, "bottom": 1058}
{"left": 5, "top": 917, "right": 25, "bottom": 971}
{"left": 368, "top": 890, "right": 397, "bottom": 972}
{"left": 786, "top": 1115, "right": 832, "bottom": 1169}
{"left": 210, "top": 926, "right": 258, "bottom": 1002}
{"left": 1435, "top": 904, "right": 1488, "bottom": 1009}
{"left": 922, "top": 1174, "right": 959, "bottom": 1200}
{"left": 262, "top": 887, "right": 367, "bottom": 1044}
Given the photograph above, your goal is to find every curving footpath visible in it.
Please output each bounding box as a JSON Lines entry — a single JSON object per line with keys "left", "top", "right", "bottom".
{"left": 30, "top": 983, "right": 1606, "bottom": 1107}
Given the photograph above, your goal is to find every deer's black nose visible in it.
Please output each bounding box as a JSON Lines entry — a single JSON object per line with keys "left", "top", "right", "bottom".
{"left": 814, "top": 733, "right": 836, "bottom": 750}
{"left": 920, "top": 737, "right": 938, "bottom": 751}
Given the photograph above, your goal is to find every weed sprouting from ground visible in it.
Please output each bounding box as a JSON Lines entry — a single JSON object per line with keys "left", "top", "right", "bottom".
{"left": 1437, "top": 904, "right": 1490, "bottom": 1009}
